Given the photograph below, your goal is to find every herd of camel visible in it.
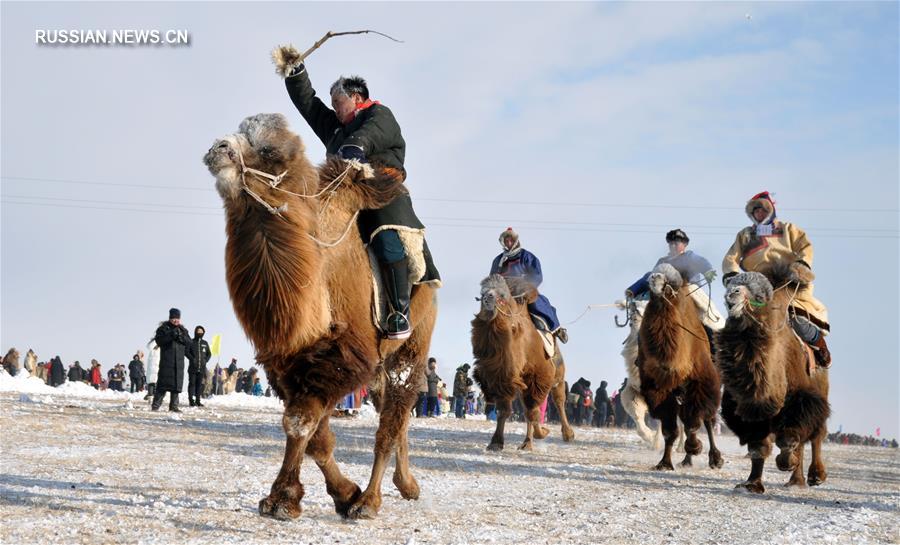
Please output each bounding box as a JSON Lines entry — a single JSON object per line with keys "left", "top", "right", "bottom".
{"left": 200, "top": 112, "right": 831, "bottom": 521}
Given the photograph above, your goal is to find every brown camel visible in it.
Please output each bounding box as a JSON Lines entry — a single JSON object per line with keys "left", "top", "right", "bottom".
{"left": 636, "top": 263, "right": 724, "bottom": 471}
{"left": 716, "top": 264, "right": 830, "bottom": 493}
{"left": 471, "top": 274, "right": 574, "bottom": 451}
{"left": 203, "top": 113, "right": 438, "bottom": 521}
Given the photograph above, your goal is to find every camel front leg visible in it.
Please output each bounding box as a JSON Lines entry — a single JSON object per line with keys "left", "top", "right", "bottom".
{"left": 654, "top": 398, "right": 679, "bottom": 471}
{"left": 807, "top": 427, "right": 828, "bottom": 486}
{"left": 550, "top": 380, "right": 575, "bottom": 442}
{"left": 305, "top": 414, "right": 362, "bottom": 517}
{"left": 348, "top": 359, "right": 423, "bottom": 520}
{"left": 785, "top": 440, "right": 807, "bottom": 487}
{"left": 736, "top": 438, "right": 771, "bottom": 493}
{"left": 259, "top": 397, "right": 327, "bottom": 520}
{"left": 519, "top": 395, "right": 547, "bottom": 451}
{"left": 487, "top": 398, "right": 513, "bottom": 451}
{"left": 678, "top": 409, "right": 703, "bottom": 468}
{"left": 704, "top": 418, "right": 724, "bottom": 469}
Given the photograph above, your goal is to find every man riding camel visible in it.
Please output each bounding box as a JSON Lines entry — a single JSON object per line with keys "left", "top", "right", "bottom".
{"left": 490, "top": 228, "right": 568, "bottom": 344}
{"left": 282, "top": 60, "right": 437, "bottom": 340}
{"left": 722, "top": 191, "right": 831, "bottom": 367}
{"left": 625, "top": 229, "right": 725, "bottom": 344}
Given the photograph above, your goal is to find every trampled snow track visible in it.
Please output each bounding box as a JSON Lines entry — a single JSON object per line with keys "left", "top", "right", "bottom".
{"left": 0, "top": 385, "right": 897, "bottom": 545}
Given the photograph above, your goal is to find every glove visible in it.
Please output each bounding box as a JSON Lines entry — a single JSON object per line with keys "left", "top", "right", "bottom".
{"left": 288, "top": 63, "right": 305, "bottom": 78}
{"left": 338, "top": 145, "right": 366, "bottom": 162}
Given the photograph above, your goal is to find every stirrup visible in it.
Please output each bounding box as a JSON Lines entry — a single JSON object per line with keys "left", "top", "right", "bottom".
{"left": 385, "top": 311, "right": 411, "bottom": 340}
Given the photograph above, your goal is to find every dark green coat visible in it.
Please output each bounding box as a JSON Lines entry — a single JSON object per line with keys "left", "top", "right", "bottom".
{"left": 285, "top": 68, "right": 405, "bottom": 174}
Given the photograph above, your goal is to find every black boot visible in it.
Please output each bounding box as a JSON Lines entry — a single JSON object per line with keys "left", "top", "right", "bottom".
{"left": 169, "top": 394, "right": 182, "bottom": 413}
{"left": 380, "top": 260, "right": 412, "bottom": 340}
{"left": 555, "top": 327, "right": 569, "bottom": 344}
{"left": 150, "top": 389, "right": 165, "bottom": 411}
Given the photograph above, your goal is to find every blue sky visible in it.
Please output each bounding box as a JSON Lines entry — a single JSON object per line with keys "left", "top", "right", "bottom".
{"left": 1, "top": 2, "right": 897, "bottom": 437}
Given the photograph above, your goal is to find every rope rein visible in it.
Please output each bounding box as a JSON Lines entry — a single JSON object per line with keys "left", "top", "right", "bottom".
{"left": 234, "top": 144, "right": 360, "bottom": 248}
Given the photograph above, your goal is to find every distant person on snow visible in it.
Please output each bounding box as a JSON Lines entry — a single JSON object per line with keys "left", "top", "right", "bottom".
{"left": 152, "top": 308, "right": 194, "bottom": 413}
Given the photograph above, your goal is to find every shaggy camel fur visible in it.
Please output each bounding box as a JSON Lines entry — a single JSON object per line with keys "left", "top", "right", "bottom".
{"left": 204, "top": 113, "right": 437, "bottom": 521}
{"left": 472, "top": 275, "right": 574, "bottom": 451}
{"left": 716, "top": 264, "right": 830, "bottom": 493}
{"left": 2, "top": 348, "right": 20, "bottom": 376}
{"left": 636, "top": 264, "right": 724, "bottom": 471}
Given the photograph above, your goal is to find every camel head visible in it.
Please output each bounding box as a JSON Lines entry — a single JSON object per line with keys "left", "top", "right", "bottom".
{"left": 204, "top": 113, "right": 312, "bottom": 204}
{"left": 478, "top": 274, "right": 513, "bottom": 320}
{"left": 477, "top": 275, "right": 536, "bottom": 321}
{"left": 724, "top": 272, "right": 774, "bottom": 319}
{"left": 648, "top": 263, "right": 684, "bottom": 297}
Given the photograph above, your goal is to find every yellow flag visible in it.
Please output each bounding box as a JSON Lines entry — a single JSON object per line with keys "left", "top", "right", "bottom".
{"left": 210, "top": 334, "right": 222, "bottom": 356}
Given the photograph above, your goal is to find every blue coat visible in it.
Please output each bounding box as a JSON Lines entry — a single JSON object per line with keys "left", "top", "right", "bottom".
{"left": 491, "top": 249, "right": 561, "bottom": 331}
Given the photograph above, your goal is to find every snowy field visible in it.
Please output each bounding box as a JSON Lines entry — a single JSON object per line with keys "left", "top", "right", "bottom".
{"left": 0, "top": 372, "right": 897, "bottom": 545}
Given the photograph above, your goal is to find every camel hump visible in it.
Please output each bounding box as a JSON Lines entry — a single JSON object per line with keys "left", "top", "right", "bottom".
{"left": 503, "top": 276, "right": 538, "bottom": 304}
{"left": 319, "top": 157, "right": 406, "bottom": 211}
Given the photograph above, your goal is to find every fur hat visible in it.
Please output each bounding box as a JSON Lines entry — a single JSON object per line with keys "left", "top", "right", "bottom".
{"left": 499, "top": 227, "right": 518, "bottom": 244}
{"left": 745, "top": 191, "right": 777, "bottom": 225}
{"left": 169, "top": 308, "right": 181, "bottom": 319}
{"left": 665, "top": 228, "right": 689, "bottom": 244}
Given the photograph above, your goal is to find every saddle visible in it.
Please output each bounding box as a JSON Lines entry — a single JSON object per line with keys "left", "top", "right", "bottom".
{"left": 530, "top": 314, "right": 557, "bottom": 359}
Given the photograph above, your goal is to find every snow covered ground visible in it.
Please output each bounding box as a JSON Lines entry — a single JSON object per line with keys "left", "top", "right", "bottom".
{"left": 0, "top": 372, "right": 897, "bottom": 545}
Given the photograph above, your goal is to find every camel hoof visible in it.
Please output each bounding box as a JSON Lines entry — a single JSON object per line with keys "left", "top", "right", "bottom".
{"left": 487, "top": 442, "right": 504, "bottom": 452}
{"left": 807, "top": 471, "right": 827, "bottom": 487}
{"left": 392, "top": 473, "right": 420, "bottom": 500}
{"left": 709, "top": 450, "right": 724, "bottom": 469}
{"left": 679, "top": 457, "right": 693, "bottom": 468}
{"left": 775, "top": 450, "right": 798, "bottom": 472}
{"left": 533, "top": 426, "right": 550, "bottom": 440}
{"left": 562, "top": 428, "right": 575, "bottom": 442}
{"left": 735, "top": 480, "right": 765, "bottom": 494}
{"left": 654, "top": 460, "right": 675, "bottom": 471}
{"left": 785, "top": 477, "right": 807, "bottom": 488}
{"left": 346, "top": 501, "right": 379, "bottom": 520}
{"left": 332, "top": 484, "right": 363, "bottom": 517}
{"left": 518, "top": 441, "right": 533, "bottom": 451}
{"left": 259, "top": 496, "right": 302, "bottom": 520}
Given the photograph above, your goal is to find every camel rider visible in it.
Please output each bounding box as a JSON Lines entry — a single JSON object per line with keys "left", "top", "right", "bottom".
{"left": 625, "top": 229, "right": 726, "bottom": 342}
{"left": 723, "top": 191, "right": 831, "bottom": 368}
{"left": 284, "top": 63, "right": 436, "bottom": 340}
{"left": 490, "top": 228, "right": 568, "bottom": 344}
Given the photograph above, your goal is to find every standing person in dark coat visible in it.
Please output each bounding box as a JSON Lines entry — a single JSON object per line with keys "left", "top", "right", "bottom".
{"left": 49, "top": 356, "right": 66, "bottom": 387}
{"left": 594, "top": 381, "right": 612, "bottom": 428}
{"left": 425, "top": 358, "right": 441, "bottom": 417}
{"left": 152, "top": 308, "right": 193, "bottom": 412}
{"left": 452, "top": 364, "right": 472, "bottom": 419}
{"left": 227, "top": 357, "right": 238, "bottom": 377}
{"left": 188, "top": 325, "right": 211, "bottom": 407}
{"left": 67, "top": 361, "right": 84, "bottom": 383}
{"left": 280, "top": 55, "right": 439, "bottom": 340}
{"left": 128, "top": 354, "right": 145, "bottom": 393}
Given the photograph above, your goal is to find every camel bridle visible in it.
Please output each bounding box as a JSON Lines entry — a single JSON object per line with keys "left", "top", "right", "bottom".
{"left": 232, "top": 141, "right": 361, "bottom": 248}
